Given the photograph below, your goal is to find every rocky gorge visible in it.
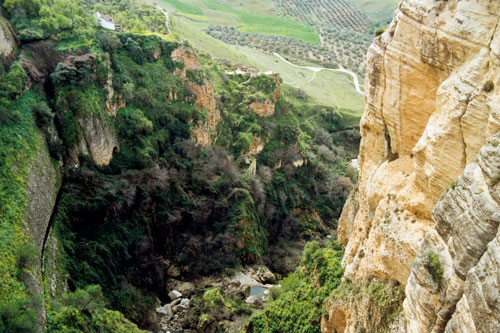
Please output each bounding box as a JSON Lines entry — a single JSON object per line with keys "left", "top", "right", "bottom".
{"left": 5, "top": 0, "right": 500, "bottom": 331}
{"left": 0, "top": 0, "right": 360, "bottom": 330}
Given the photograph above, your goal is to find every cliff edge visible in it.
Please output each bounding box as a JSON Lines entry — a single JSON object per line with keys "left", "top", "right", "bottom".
{"left": 323, "top": 0, "right": 500, "bottom": 331}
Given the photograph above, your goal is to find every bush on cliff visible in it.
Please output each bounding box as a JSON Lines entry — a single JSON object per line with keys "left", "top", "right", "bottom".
{"left": 246, "top": 240, "right": 344, "bottom": 333}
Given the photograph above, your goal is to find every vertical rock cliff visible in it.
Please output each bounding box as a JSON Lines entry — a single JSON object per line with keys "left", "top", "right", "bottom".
{"left": 0, "top": 8, "right": 16, "bottom": 72}
{"left": 323, "top": 0, "right": 500, "bottom": 331}
{"left": 172, "top": 45, "right": 220, "bottom": 146}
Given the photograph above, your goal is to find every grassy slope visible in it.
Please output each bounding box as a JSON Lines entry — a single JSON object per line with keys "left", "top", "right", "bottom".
{"left": 0, "top": 91, "right": 43, "bottom": 304}
{"left": 171, "top": 17, "right": 257, "bottom": 65}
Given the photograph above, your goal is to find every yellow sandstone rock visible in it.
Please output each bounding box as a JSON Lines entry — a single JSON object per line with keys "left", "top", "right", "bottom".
{"left": 323, "top": 0, "right": 500, "bottom": 331}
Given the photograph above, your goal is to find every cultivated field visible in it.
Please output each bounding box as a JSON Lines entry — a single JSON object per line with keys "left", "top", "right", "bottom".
{"left": 160, "top": 0, "right": 319, "bottom": 44}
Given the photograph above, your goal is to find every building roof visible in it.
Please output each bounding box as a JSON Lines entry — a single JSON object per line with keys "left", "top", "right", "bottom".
{"left": 94, "top": 12, "right": 114, "bottom": 23}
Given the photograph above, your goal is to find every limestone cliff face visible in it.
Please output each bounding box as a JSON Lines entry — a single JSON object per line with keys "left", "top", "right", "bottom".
{"left": 0, "top": 9, "right": 17, "bottom": 71}
{"left": 324, "top": 0, "right": 500, "bottom": 331}
{"left": 51, "top": 54, "right": 119, "bottom": 167}
{"left": 73, "top": 110, "right": 119, "bottom": 166}
{"left": 405, "top": 135, "right": 500, "bottom": 333}
{"left": 172, "top": 45, "right": 220, "bottom": 146}
{"left": 22, "top": 134, "right": 62, "bottom": 330}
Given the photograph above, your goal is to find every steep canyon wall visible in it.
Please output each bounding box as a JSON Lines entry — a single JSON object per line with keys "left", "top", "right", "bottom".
{"left": 323, "top": 0, "right": 500, "bottom": 331}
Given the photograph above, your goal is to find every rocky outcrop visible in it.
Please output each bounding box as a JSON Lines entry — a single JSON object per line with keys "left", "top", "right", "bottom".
{"left": 248, "top": 74, "right": 281, "bottom": 117}
{"left": 404, "top": 134, "right": 500, "bottom": 333}
{"left": 24, "top": 135, "right": 61, "bottom": 251}
{"left": 172, "top": 45, "right": 201, "bottom": 72}
{"left": 21, "top": 40, "right": 63, "bottom": 85}
{"left": 22, "top": 133, "right": 62, "bottom": 330}
{"left": 189, "top": 79, "right": 220, "bottom": 146}
{"left": 321, "top": 278, "right": 406, "bottom": 333}
{"left": 172, "top": 45, "right": 220, "bottom": 146}
{"left": 0, "top": 10, "right": 17, "bottom": 71}
{"left": 76, "top": 111, "right": 119, "bottom": 166}
{"left": 323, "top": 0, "right": 500, "bottom": 332}
{"left": 51, "top": 53, "right": 120, "bottom": 166}
{"left": 104, "top": 71, "right": 125, "bottom": 117}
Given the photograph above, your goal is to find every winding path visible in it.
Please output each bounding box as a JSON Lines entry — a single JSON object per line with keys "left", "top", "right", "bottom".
{"left": 156, "top": 5, "right": 171, "bottom": 33}
{"left": 272, "top": 52, "right": 364, "bottom": 95}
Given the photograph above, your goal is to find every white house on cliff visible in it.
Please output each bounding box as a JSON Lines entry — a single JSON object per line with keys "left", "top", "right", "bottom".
{"left": 94, "top": 12, "right": 116, "bottom": 30}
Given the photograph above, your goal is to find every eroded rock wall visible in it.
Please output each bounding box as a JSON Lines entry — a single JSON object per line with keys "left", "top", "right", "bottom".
{"left": 22, "top": 133, "right": 62, "bottom": 331}
{"left": 324, "top": 0, "right": 500, "bottom": 331}
{"left": 249, "top": 74, "right": 281, "bottom": 117}
{"left": 404, "top": 134, "right": 500, "bottom": 333}
{"left": 0, "top": 9, "right": 16, "bottom": 71}
{"left": 172, "top": 45, "right": 220, "bottom": 146}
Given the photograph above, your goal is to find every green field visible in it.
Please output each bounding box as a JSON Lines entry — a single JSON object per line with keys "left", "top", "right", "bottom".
{"left": 171, "top": 17, "right": 259, "bottom": 65}
{"left": 159, "top": 0, "right": 320, "bottom": 44}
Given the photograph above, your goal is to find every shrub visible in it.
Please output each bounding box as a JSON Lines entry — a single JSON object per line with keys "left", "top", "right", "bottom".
{"left": 18, "top": 29, "right": 43, "bottom": 42}
{"left": 125, "top": 38, "right": 144, "bottom": 65}
{"left": 0, "top": 296, "right": 40, "bottom": 333}
{"left": 48, "top": 138, "right": 65, "bottom": 160}
{"left": 235, "top": 132, "right": 253, "bottom": 153}
{"left": 301, "top": 240, "right": 320, "bottom": 263}
{"left": 483, "top": 80, "right": 494, "bottom": 93}
{"left": 48, "top": 285, "right": 144, "bottom": 332}
{"left": 0, "top": 62, "right": 27, "bottom": 114}
{"left": 15, "top": 241, "right": 40, "bottom": 273}
{"left": 203, "top": 288, "right": 225, "bottom": 310}
{"left": 33, "top": 103, "right": 54, "bottom": 129}
{"left": 63, "top": 285, "right": 107, "bottom": 313}
{"left": 268, "top": 285, "right": 282, "bottom": 301}
{"left": 422, "top": 251, "right": 444, "bottom": 289}
{"left": 97, "top": 31, "right": 123, "bottom": 52}
{"left": 51, "top": 57, "right": 94, "bottom": 86}
{"left": 117, "top": 107, "right": 153, "bottom": 139}
{"left": 275, "top": 123, "right": 298, "bottom": 145}
{"left": 60, "top": 111, "right": 81, "bottom": 147}
{"left": 375, "top": 27, "right": 386, "bottom": 36}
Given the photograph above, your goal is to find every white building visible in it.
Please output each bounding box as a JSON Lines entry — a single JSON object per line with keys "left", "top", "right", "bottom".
{"left": 94, "top": 12, "right": 116, "bottom": 30}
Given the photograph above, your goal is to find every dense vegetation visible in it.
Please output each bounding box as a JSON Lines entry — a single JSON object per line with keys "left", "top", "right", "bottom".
{"left": 1, "top": 0, "right": 167, "bottom": 44}
{"left": 49, "top": 40, "right": 357, "bottom": 328}
{"left": 246, "top": 240, "right": 344, "bottom": 332}
{"left": 47, "top": 285, "right": 145, "bottom": 332}
{"left": 0, "top": 89, "right": 43, "bottom": 333}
